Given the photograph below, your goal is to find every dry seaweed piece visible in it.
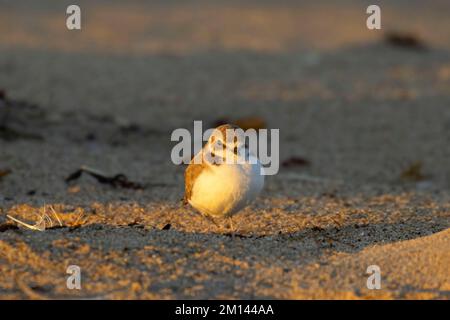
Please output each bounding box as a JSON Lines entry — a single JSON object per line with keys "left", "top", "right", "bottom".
{"left": 400, "top": 161, "right": 426, "bottom": 182}
{"left": 235, "top": 117, "right": 266, "bottom": 130}
{"left": 282, "top": 156, "right": 310, "bottom": 168}
{"left": 384, "top": 32, "right": 427, "bottom": 50}
{"left": 65, "top": 166, "right": 146, "bottom": 190}
{"left": 0, "top": 168, "right": 12, "bottom": 179}
{"left": 212, "top": 116, "right": 267, "bottom": 130}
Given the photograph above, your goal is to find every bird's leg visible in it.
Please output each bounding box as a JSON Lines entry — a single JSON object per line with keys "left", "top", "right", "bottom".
{"left": 203, "top": 213, "right": 220, "bottom": 228}
{"left": 228, "top": 216, "right": 235, "bottom": 239}
{"left": 190, "top": 206, "right": 220, "bottom": 228}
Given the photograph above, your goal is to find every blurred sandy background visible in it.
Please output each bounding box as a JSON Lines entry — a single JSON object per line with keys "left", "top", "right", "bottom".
{"left": 0, "top": 0, "right": 449, "bottom": 299}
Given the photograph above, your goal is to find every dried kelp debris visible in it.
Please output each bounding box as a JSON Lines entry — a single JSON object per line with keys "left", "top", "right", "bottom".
{"left": 212, "top": 116, "right": 267, "bottom": 131}
{"left": 282, "top": 157, "right": 310, "bottom": 168}
{"left": 65, "top": 166, "right": 146, "bottom": 190}
{"left": 384, "top": 31, "right": 428, "bottom": 51}
{"left": 0, "top": 168, "right": 12, "bottom": 180}
{"left": 400, "top": 161, "right": 426, "bottom": 182}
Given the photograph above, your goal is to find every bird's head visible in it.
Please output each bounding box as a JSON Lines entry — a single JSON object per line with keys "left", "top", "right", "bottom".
{"left": 204, "top": 124, "right": 247, "bottom": 165}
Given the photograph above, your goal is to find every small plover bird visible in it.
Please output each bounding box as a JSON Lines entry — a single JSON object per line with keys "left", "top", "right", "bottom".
{"left": 184, "top": 124, "right": 264, "bottom": 226}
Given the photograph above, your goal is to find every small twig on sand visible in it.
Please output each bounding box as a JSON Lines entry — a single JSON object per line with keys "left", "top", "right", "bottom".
{"left": 73, "top": 210, "right": 85, "bottom": 226}
{"left": 6, "top": 206, "right": 62, "bottom": 231}
{"left": 7, "top": 214, "right": 46, "bottom": 231}
{"left": 49, "top": 206, "right": 63, "bottom": 227}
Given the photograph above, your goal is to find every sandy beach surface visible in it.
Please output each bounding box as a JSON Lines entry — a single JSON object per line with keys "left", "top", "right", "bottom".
{"left": 0, "top": 0, "right": 449, "bottom": 299}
